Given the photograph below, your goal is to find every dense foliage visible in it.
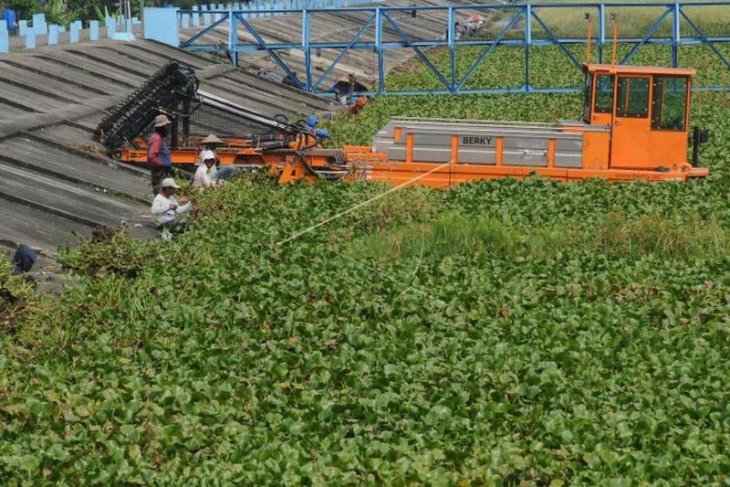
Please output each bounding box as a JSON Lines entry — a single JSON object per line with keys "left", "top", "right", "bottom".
{"left": 4, "top": 1, "right": 181, "bottom": 24}
{"left": 1, "top": 45, "right": 729, "bottom": 484}
{"left": 0, "top": 256, "right": 34, "bottom": 335}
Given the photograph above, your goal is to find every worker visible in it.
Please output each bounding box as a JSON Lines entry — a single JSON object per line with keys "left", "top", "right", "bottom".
{"left": 445, "top": 21, "right": 462, "bottom": 41}
{"left": 282, "top": 71, "right": 300, "bottom": 88}
{"left": 305, "top": 115, "right": 331, "bottom": 139}
{"left": 197, "top": 133, "right": 224, "bottom": 165}
{"left": 2, "top": 6, "right": 17, "bottom": 35}
{"left": 465, "top": 15, "right": 486, "bottom": 37}
{"left": 349, "top": 95, "right": 368, "bottom": 116}
{"left": 193, "top": 150, "right": 219, "bottom": 189}
{"left": 197, "top": 133, "right": 235, "bottom": 181}
{"left": 147, "top": 114, "right": 173, "bottom": 195}
{"left": 331, "top": 74, "right": 367, "bottom": 105}
{"left": 150, "top": 178, "right": 193, "bottom": 240}
{"left": 11, "top": 244, "right": 37, "bottom": 275}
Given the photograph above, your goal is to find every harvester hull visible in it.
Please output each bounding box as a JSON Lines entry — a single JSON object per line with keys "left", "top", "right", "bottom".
{"left": 355, "top": 161, "right": 708, "bottom": 186}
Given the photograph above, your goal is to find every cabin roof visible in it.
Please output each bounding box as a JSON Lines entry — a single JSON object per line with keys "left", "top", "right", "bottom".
{"left": 584, "top": 64, "right": 696, "bottom": 77}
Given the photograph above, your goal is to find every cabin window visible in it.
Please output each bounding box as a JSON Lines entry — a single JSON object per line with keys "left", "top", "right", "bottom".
{"left": 583, "top": 73, "right": 593, "bottom": 122}
{"left": 652, "top": 76, "right": 688, "bottom": 131}
{"left": 593, "top": 74, "right": 614, "bottom": 114}
{"left": 616, "top": 77, "right": 650, "bottom": 118}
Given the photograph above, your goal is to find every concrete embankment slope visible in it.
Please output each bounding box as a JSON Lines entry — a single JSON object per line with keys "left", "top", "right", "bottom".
{"left": 0, "top": 39, "right": 335, "bottom": 255}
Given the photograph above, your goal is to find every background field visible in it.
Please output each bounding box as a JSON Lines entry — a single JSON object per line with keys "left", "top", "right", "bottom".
{"left": 1, "top": 29, "right": 729, "bottom": 487}
{"left": 520, "top": 0, "right": 730, "bottom": 38}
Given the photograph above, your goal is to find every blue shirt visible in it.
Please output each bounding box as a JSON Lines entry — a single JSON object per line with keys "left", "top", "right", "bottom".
{"left": 159, "top": 138, "right": 172, "bottom": 168}
{"left": 3, "top": 9, "right": 17, "bottom": 31}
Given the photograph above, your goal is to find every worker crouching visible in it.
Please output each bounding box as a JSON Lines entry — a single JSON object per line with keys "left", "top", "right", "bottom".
{"left": 197, "top": 134, "right": 235, "bottom": 182}
{"left": 151, "top": 178, "right": 193, "bottom": 241}
{"left": 194, "top": 150, "right": 221, "bottom": 189}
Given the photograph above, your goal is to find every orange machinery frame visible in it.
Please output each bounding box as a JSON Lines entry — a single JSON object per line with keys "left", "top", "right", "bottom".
{"left": 117, "top": 64, "right": 708, "bottom": 187}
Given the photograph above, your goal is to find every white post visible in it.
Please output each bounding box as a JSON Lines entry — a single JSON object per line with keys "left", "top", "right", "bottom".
{"left": 25, "top": 27, "right": 36, "bottom": 49}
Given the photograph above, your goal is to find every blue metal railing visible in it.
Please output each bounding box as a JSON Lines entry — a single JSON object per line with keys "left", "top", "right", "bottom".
{"left": 0, "top": 13, "right": 140, "bottom": 53}
{"left": 170, "top": 2, "right": 730, "bottom": 96}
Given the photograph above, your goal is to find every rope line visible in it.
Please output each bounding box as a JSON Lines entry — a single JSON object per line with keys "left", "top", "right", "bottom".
{"left": 276, "top": 161, "right": 452, "bottom": 246}
{"left": 338, "top": 251, "right": 431, "bottom": 298}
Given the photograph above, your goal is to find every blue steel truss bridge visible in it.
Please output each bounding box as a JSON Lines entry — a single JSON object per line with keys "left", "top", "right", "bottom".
{"left": 170, "top": 1, "right": 730, "bottom": 96}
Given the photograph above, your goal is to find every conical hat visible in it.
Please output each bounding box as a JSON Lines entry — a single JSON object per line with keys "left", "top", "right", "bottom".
{"left": 201, "top": 134, "right": 224, "bottom": 145}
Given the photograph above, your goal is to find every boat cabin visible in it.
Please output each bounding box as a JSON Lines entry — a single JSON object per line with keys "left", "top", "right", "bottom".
{"left": 582, "top": 63, "right": 694, "bottom": 170}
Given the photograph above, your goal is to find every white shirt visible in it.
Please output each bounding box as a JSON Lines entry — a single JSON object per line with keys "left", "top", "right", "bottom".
{"left": 193, "top": 163, "right": 216, "bottom": 189}
{"left": 150, "top": 193, "right": 191, "bottom": 226}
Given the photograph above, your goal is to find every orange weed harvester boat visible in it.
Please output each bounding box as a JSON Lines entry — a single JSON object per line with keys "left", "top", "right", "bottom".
{"left": 95, "top": 62, "right": 709, "bottom": 188}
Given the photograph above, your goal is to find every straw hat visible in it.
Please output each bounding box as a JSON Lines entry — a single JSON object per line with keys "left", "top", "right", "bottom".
{"left": 201, "top": 134, "right": 224, "bottom": 145}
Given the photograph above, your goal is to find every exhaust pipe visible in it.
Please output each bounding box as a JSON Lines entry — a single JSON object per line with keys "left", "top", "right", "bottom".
{"left": 691, "top": 127, "right": 710, "bottom": 167}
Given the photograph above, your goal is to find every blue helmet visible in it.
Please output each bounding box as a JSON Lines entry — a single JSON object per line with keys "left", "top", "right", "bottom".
{"left": 306, "top": 115, "right": 319, "bottom": 128}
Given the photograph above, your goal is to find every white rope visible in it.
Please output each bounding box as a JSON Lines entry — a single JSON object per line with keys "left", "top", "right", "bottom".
{"left": 276, "top": 161, "right": 452, "bottom": 246}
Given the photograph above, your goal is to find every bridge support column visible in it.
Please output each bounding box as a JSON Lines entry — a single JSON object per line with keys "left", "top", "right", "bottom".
{"left": 672, "top": 2, "right": 681, "bottom": 67}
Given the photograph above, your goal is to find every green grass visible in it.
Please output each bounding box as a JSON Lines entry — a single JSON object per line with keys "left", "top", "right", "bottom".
{"left": 492, "top": 3, "right": 730, "bottom": 39}
{"left": 347, "top": 210, "right": 730, "bottom": 263}
{"left": 0, "top": 254, "right": 34, "bottom": 335}
{"left": 2, "top": 172, "right": 728, "bottom": 484}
